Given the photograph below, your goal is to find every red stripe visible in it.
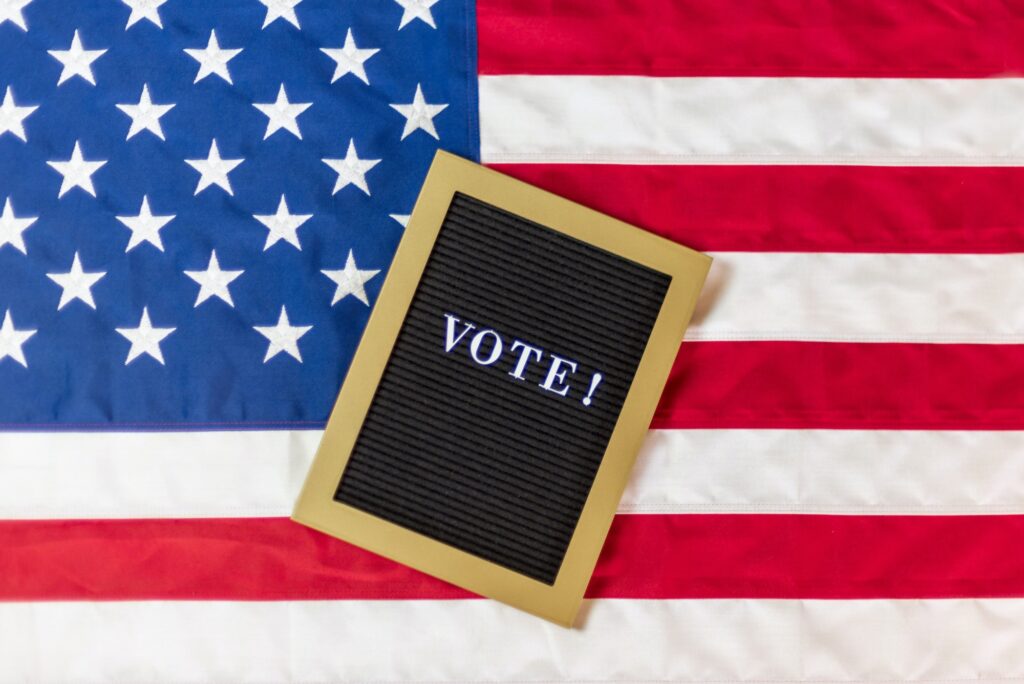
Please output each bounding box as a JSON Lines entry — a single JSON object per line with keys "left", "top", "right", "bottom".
{"left": 597, "top": 514, "right": 1024, "bottom": 599}
{"left": 656, "top": 342, "right": 1024, "bottom": 430}
{"left": 4, "top": 514, "right": 1024, "bottom": 600}
{"left": 491, "top": 164, "right": 1024, "bottom": 254}
{"left": 478, "top": 0, "right": 1024, "bottom": 78}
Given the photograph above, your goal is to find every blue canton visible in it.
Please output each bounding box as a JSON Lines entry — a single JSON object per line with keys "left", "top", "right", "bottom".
{"left": 0, "top": 0, "right": 479, "bottom": 427}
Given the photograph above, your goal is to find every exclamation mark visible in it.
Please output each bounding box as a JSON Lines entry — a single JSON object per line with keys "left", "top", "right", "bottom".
{"left": 582, "top": 372, "right": 603, "bottom": 407}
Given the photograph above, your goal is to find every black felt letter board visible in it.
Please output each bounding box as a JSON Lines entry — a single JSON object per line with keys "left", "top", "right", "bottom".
{"left": 335, "top": 193, "right": 671, "bottom": 585}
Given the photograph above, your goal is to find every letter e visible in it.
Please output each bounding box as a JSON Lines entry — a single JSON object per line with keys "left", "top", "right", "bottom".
{"left": 540, "top": 354, "right": 578, "bottom": 397}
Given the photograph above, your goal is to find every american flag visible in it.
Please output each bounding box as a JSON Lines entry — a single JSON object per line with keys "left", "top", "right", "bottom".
{"left": 3, "top": 0, "right": 1024, "bottom": 681}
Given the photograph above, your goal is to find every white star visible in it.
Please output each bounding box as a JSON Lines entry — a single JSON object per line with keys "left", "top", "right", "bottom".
{"left": 116, "top": 196, "right": 175, "bottom": 252}
{"left": 389, "top": 213, "right": 410, "bottom": 227}
{"left": 48, "top": 30, "right": 106, "bottom": 86}
{"left": 116, "top": 84, "right": 175, "bottom": 140}
{"left": 0, "top": 310, "right": 35, "bottom": 367}
{"left": 0, "top": 86, "right": 37, "bottom": 142}
{"left": 184, "top": 30, "right": 242, "bottom": 85}
{"left": 390, "top": 84, "right": 447, "bottom": 140}
{"left": 116, "top": 307, "right": 175, "bottom": 365}
{"left": 320, "top": 28, "right": 379, "bottom": 85}
{"left": 184, "top": 250, "right": 243, "bottom": 307}
{"left": 321, "top": 250, "right": 380, "bottom": 306}
{"left": 186, "top": 139, "right": 243, "bottom": 195}
{"left": 259, "top": 0, "right": 301, "bottom": 29}
{"left": 254, "top": 306, "right": 311, "bottom": 363}
{"left": 47, "top": 252, "right": 105, "bottom": 310}
{"left": 47, "top": 140, "right": 106, "bottom": 198}
{"left": 254, "top": 195, "right": 311, "bottom": 250}
{"left": 252, "top": 84, "right": 310, "bottom": 140}
{"left": 122, "top": 0, "right": 166, "bottom": 29}
{"left": 322, "top": 139, "right": 380, "bottom": 196}
{"left": 395, "top": 0, "right": 439, "bottom": 29}
{"left": 0, "top": 0, "right": 31, "bottom": 30}
{"left": 0, "top": 198, "right": 36, "bottom": 254}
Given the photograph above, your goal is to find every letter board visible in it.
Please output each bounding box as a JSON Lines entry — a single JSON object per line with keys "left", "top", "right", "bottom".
{"left": 293, "top": 151, "right": 710, "bottom": 626}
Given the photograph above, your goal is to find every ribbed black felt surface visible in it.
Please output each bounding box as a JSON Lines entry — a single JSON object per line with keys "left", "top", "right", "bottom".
{"left": 335, "top": 193, "right": 671, "bottom": 584}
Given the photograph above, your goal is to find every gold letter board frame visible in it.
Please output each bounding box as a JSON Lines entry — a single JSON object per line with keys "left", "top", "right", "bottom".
{"left": 293, "top": 151, "right": 710, "bottom": 627}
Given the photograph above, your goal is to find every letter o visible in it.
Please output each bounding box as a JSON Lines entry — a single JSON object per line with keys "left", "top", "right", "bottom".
{"left": 469, "top": 329, "right": 503, "bottom": 366}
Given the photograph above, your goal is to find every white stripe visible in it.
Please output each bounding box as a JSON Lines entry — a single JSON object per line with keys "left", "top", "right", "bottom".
{"left": 6, "top": 428, "right": 1024, "bottom": 518}
{"left": 692, "top": 252, "right": 1024, "bottom": 343}
{"left": 628, "top": 430, "right": 1024, "bottom": 515}
{"left": 0, "top": 430, "right": 321, "bottom": 519}
{"left": 3, "top": 598, "right": 1024, "bottom": 683}
{"left": 480, "top": 75, "right": 1024, "bottom": 165}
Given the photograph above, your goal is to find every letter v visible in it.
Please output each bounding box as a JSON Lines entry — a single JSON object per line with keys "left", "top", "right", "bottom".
{"left": 443, "top": 313, "right": 476, "bottom": 352}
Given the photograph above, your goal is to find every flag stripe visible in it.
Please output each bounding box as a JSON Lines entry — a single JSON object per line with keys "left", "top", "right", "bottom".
{"left": 0, "top": 430, "right": 320, "bottom": 520}
{"left": 691, "top": 252, "right": 1024, "bottom": 343}
{"left": 658, "top": 341, "right": 1024, "bottom": 430}
{"left": 627, "top": 430, "right": 1024, "bottom": 515}
{"left": 490, "top": 164, "right": 1024, "bottom": 254}
{"left": 477, "top": 0, "right": 1024, "bottom": 79}
{"left": 5, "top": 597, "right": 1024, "bottom": 683}
{"left": 7, "top": 428, "right": 1024, "bottom": 519}
{"left": 7, "top": 514, "right": 1024, "bottom": 600}
{"left": 479, "top": 75, "right": 1024, "bottom": 166}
